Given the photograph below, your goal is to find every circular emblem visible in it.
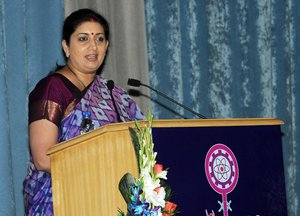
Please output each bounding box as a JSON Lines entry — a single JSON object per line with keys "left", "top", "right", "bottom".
{"left": 205, "top": 143, "right": 239, "bottom": 194}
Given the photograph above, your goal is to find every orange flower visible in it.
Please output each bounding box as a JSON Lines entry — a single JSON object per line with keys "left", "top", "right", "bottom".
{"left": 162, "top": 213, "right": 170, "bottom": 216}
{"left": 154, "top": 164, "right": 163, "bottom": 174}
{"left": 164, "top": 201, "right": 177, "bottom": 213}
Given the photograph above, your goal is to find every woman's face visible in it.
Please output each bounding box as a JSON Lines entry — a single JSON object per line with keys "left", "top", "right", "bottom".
{"left": 63, "top": 21, "right": 109, "bottom": 73}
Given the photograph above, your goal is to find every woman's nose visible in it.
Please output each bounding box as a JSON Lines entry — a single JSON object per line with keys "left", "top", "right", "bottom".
{"left": 89, "top": 39, "right": 97, "bottom": 50}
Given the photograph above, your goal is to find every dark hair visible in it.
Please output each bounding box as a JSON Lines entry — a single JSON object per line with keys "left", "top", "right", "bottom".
{"left": 63, "top": 8, "right": 110, "bottom": 45}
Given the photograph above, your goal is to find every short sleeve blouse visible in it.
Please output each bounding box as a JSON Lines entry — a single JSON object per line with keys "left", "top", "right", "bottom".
{"left": 29, "top": 73, "right": 84, "bottom": 127}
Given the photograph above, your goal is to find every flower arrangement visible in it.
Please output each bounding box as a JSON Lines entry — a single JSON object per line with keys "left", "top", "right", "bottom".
{"left": 118, "top": 112, "right": 178, "bottom": 216}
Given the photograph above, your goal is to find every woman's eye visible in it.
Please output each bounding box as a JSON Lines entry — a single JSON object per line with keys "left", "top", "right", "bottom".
{"left": 95, "top": 37, "right": 105, "bottom": 43}
{"left": 78, "top": 37, "right": 88, "bottom": 42}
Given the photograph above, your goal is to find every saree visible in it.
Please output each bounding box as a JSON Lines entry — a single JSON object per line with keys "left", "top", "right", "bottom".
{"left": 23, "top": 74, "right": 145, "bottom": 215}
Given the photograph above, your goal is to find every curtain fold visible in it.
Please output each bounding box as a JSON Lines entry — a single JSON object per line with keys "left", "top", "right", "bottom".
{"left": 144, "top": 0, "right": 300, "bottom": 215}
{"left": 0, "top": 1, "right": 64, "bottom": 215}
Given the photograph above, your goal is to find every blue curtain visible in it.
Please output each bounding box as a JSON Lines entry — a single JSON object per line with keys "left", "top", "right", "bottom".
{"left": 0, "top": 1, "right": 64, "bottom": 215}
{"left": 144, "top": 0, "right": 300, "bottom": 215}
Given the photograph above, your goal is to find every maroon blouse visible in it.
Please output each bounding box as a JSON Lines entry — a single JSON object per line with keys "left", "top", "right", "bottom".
{"left": 29, "top": 73, "right": 86, "bottom": 127}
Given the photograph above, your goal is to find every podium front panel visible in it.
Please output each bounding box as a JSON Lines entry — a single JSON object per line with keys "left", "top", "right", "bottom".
{"left": 49, "top": 128, "right": 138, "bottom": 216}
{"left": 153, "top": 124, "right": 287, "bottom": 216}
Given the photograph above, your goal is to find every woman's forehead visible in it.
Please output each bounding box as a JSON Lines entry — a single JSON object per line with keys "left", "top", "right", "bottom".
{"left": 75, "top": 21, "right": 104, "bottom": 33}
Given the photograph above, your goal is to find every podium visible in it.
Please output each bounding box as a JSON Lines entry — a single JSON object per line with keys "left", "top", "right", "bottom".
{"left": 48, "top": 118, "right": 287, "bottom": 216}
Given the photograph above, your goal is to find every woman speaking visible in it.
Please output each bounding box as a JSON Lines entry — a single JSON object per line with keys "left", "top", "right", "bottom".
{"left": 23, "top": 8, "right": 144, "bottom": 215}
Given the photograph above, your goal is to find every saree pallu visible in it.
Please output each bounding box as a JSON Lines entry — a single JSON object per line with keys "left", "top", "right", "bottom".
{"left": 23, "top": 75, "right": 144, "bottom": 215}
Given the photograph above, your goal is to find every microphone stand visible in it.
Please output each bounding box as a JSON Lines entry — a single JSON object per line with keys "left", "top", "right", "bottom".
{"left": 107, "top": 80, "right": 122, "bottom": 122}
{"left": 135, "top": 81, "right": 207, "bottom": 119}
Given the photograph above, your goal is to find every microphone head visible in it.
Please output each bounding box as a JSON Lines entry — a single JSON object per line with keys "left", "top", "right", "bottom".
{"left": 127, "top": 78, "right": 141, "bottom": 87}
{"left": 107, "top": 80, "right": 115, "bottom": 90}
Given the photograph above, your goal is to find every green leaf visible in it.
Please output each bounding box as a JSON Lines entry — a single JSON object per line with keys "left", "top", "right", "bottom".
{"left": 129, "top": 127, "right": 140, "bottom": 173}
{"left": 118, "top": 173, "right": 136, "bottom": 204}
{"left": 161, "top": 180, "right": 173, "bottom": 201}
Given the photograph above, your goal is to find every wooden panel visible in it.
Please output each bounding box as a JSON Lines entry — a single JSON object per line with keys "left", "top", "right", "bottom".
{"left": 50, "top": 129, "right": 138, "bottom": 216}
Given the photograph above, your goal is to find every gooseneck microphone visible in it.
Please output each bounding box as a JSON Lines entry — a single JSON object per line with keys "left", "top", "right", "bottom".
{"left": 127, "top": 78, "right": 207, "bottom": 119}
{"left": 107, "top": 80, "right": 122, "bottom": 122}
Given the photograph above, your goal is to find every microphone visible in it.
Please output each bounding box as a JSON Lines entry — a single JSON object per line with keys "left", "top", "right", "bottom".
{"left": 107, "top": 80, "right": 122, "bottom": 122}
{"left": 127, "top": 78, "right": 207, "bottom": 119}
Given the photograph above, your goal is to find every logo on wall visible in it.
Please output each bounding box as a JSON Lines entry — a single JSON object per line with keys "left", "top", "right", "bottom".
{"left": 204, "top": 143, "right": 239, "bottom": 216}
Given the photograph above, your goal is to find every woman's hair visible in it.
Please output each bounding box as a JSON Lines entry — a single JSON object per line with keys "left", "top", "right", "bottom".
{"left": 63, "top": 8, "right": 110, "bottom": 45}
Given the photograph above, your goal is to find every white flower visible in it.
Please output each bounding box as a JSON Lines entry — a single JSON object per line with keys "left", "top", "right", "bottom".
{"left": 156, "top": 187, "right": 166, "bottom": 207}
{"left": 142, "top": 171, "right": 158, "bottom": 190}
{"left": 141, "top": 172, "right": 166, "bottom": 208}
{"left": 146, "top": 186, "right": 166, "bottom": 208}
{"left": 156, "top": 170, "right": 168, "bottom": 180}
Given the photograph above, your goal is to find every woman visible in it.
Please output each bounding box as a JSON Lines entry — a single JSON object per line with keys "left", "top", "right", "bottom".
{"left": 23, "top": 8, "right": 144, "bottom": 215}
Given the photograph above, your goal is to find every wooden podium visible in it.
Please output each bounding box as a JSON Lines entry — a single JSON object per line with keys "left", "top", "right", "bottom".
{"left": 48, "top": 118, "right": 287, "bottom": 216}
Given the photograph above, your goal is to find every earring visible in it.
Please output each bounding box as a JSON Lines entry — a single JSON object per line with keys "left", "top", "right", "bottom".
{"left": 66, "top": 52, "right": 70, "bottom": 58}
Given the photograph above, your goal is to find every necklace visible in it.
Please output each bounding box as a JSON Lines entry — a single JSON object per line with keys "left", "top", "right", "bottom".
{"left": 66, "top": 64, "right": 87, "bottom": 89}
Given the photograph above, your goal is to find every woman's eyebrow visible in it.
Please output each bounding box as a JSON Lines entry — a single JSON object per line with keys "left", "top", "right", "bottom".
{"left": 77, "top": 32, "right": 105, "bottom": 35}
